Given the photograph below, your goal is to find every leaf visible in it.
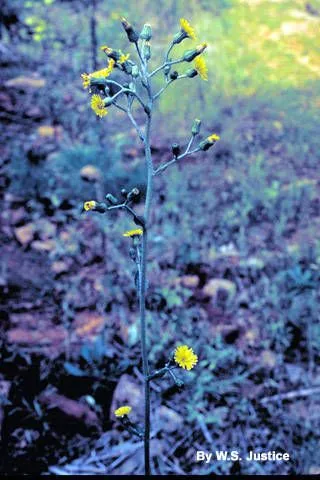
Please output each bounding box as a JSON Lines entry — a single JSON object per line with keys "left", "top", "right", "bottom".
{"left": 64, "top": 362, "right": 86, "bottom": 377}
{"left": 80, "top": 344, "right": 93, "bottom": 364}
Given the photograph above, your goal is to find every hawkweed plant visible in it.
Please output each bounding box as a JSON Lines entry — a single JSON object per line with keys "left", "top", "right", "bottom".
{"left": 81, "top": 17, "right": 219, "bottom": 475}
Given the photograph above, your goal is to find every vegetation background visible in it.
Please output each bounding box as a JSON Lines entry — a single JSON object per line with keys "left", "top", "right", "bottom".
{"left": 0, "top": 0, "right": 319, "bottom": 475}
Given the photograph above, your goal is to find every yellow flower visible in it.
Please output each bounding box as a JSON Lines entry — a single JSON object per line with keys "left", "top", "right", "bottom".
{"left": 174, "top": 345, "right": 198, "bottom": 370}
{"left": 208, "top": 133, "right": 220, "bottom": 142}
{"left": 114, "top": 405, "right": 132, "bottom": 418}
{"left": 100, "top": 45, "right": 112, "bottom": 54}
{"left": 194, "top": 56, "right": 208, "bottom": 81}
{"left": 180, "top": 18, "right": 196, "bottom": 40}
{"left": 83, "top": 200, "right": 97, "bottom": 211}
{"left": 91, "top": 94, "right": 108, "bottom": 118}
{"left": 81, "top": 60, "right": 115, "bottom": 89}
{"left": 123, "top": 228, "right": 143, "bottom": 237}
{"left": 81, "top": 73, "right": 91, "bottom": 89}
{"left": 118, "top": 53, "right": 130, "bottom": 64}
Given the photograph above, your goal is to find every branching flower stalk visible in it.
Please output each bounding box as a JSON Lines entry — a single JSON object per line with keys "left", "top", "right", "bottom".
{"left": 81, "top": 17, "right": 219, "bottom": 475}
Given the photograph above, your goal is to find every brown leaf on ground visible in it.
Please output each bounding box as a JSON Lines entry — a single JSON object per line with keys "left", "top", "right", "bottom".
{"left": 39, "top": 391, "right": 100, "bottom": 430}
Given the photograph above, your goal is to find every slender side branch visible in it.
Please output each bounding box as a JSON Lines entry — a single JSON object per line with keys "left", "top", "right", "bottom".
{"left": 153, "top": 147, "right": 200, "bottom": 176}
{"left": 153, "top": 75, "right": 187, "bottom": 101}
{"left": 149, "top": 57, "right": 184, "bottom": 78}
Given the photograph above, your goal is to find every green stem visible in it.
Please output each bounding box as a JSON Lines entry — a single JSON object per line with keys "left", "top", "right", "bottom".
{"left": 139, "top": 230, "right": 150, "bottom": 475}
{"left": 140, "top": 65, "right": 153, "bottom": 476}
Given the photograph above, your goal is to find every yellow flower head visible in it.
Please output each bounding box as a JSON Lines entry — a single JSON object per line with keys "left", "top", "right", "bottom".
{"left": 81, "top": 60, "right": 115, "bottom": 89}
{"left": 81, "top": 73, "right": 91, "bottom": 89}
{"left": 180, "top": 18, "right": 196, "bottom": 40}
{"left": 123, "top": 228, "right": 143, "bottom": 237}
{"left": 194, "top": 56, "right": 208, "bottom": 81}
{"left": 83, "top": 200, "right": 97, "bottom": 211}
{"left": 114, "top": 405, "right": 132, "bottom": 418}
{"left": 91, "top": 94, "right": 108, "bottom": 118}
{"left": 118, "top": 52, "right": 130, "bottom": 64}
{"left": 208, "top": 133, "right": 220, "bottom": 142}
{"left": 174, "top": 345, "right": 198, "bottom": 370}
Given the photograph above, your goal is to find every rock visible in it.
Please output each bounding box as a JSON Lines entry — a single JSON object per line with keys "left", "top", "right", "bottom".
{"left": 37, "top": 125, "right": 55, "bottom": 138}
{"left": 111, "top": 374, "right": 143, "bottom": 416}
{"left": 80, "top": 165, "right": 102, "bottom": 182}
{"left": 203, "top": 279, "right": 236, "bottom": 299}
{"left": 4, "top": 76, "right": 46, "bottom": 89}
{"left": 158, "top": 405, "right": 183, "bottom": 433}
{"left": 51, "top": 260, "right": 69, "bottom": 275}
{"left": 31, "top": 239, "right": 56, "bottom": 252}
{"left": 261, "top": 350, "right": 277, "bottom": 369}
{"left": 35, "top": 218, "right": 57, "bottom": 239}
{"left": 14, "top": 223, "right": 35, "bottom": 245}
{"left": 180, "top": 275, "right": 200, "bottom": 288}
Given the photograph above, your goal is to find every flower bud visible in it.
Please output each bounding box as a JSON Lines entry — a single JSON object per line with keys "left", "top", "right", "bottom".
{"left": 183, "top": 43, "right": 207, "bottom": 62}
{"left": 104, "top": 96, "right": 115, "bottom": 106}
{"left": 100, "top": 46, "right": 122, "bottom": 62}
{"left": 140, "top": 23, "right": 152, "bottom": 41}
{"left": 131, "top": 65, "right": 139, "bottom": 78}
{"left": 199, "top": 133, "right": 220, "bottom": 151}
{"left": 83, "top": 200, "right": 97, "bottom": 211}
{"left": 83, "top": 201, "right": 107, "bottom": 213}
{"left": 173, "top": 31, "right": 185, "bottom": 45}
{"left": 170, "top": 70, "right": 179, "bottom": 80}
{"left": 121, "top": 17, "right": 139, "bottom": 43}
{"left": 171, "top": 143, "right": 180, "bottom": 157}
{"left": 122, "top": 61, "right": 132, "bottom": 74}
{"left": 105, "top": 193, "right": 119, "bottom": 205}
{"left": 186, "top": 68, "right": 198, "bottom": 78}
{"left": 192, "top": 119, "right": 201, "bottom": 135}
{"left": 164, "top": 64, "right": 171, "bottom": 76}
{"left": 143, "top": 41, "right": 151, "bottom": 61}
{"left": 127, "top": 188, "right": 140, "bottom": 201}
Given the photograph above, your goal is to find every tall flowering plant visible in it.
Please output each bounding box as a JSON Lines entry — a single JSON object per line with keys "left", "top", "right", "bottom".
{"left": 82, "top": 17, "right": 219, "bottom": 475}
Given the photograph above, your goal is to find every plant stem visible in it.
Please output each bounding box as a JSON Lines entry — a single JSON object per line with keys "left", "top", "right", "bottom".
{"left": 140, "top": 63, "right": 153, "bottom": 475}
{"left": 139, "top": 229, "right": 150, "bottom": 475}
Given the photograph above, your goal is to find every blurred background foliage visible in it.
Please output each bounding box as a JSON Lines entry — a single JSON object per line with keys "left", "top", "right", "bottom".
{"left": 0, "top": 0, "right": 320, "bottom": 476}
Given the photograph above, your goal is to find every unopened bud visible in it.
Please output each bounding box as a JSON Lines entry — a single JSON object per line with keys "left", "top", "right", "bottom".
{"left": 121, "top": 17, "right": 139, "bottom": 43}
{"left": 140, "top": 23, "right": 152, "bottom": 41}
{"left": 131, "top": 65, "right": 139, "bottom": 78}
{"left": 143, "top": 41, "right": 151, "bottom": 61}
{"left": 199, "top": 133, "right": 220, "bottom": 151}
{"left": 192, "top": 119, "right": 201, "bottom": 135}
{"left": 171, "top": 143, "right": 180, "bottom": 157}
{"left": 170, "top": 70, "right": 179, "bottom": 80}
{"left": 127, "top": 188, "right": 140, "bottom": 201}
{"left": 183, "top": 43, "right": 207, "bottom": 62}
{"left": 122, "top": 61, "right": 132, "bottom": 74}
{"left": 105, "top": 193, "right": 119, "bottom": 205}
{"left": 164, "top": 64, "right": 171, "bottom": 76}
{"left": 186, "top": 68, "right": 197, "bottom": 78}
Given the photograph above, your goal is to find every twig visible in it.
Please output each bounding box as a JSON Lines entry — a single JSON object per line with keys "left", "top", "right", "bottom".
{"left": 153, "top": 147, "right": 200, "bottom": 175}
{"left": 260, "top": 385, "right": 320, "bottom": 404}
